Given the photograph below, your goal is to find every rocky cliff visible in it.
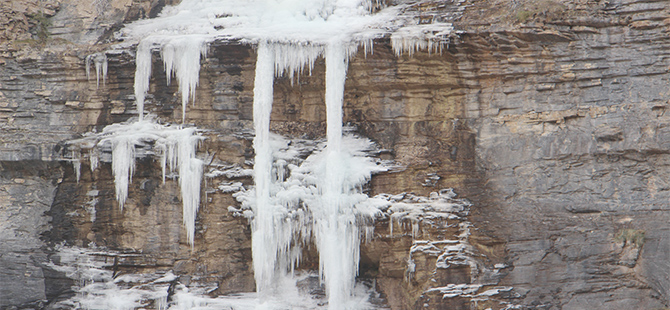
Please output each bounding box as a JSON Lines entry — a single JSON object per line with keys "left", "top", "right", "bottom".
{"left": 1, "top": 0, "right": 669, "bottom": 309}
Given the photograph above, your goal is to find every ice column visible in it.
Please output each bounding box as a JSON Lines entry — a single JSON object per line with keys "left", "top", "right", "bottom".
{"left": 316, "top": 41, "right": 359, "bottom": 309}
{"left": 134, "top": 40, "right": 152, "bottom": 121}
{"left": 175, "top": 129, "right": 204, "bottom": 246}
{"left": 250, "top": 41, "right": 325, "bottom": 298}
{"left": 251, "top": 41, "right": 278, "bottom": 295}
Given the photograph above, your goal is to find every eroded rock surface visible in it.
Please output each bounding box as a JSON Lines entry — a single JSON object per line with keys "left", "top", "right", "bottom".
{"left": 1, "top": 0, "right": 670, "bottom": 309}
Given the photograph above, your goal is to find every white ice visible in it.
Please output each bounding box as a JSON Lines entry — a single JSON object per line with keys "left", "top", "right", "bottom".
{"left": 68, "top": 117, "right": 205, "bottom": 245}
{"left": 52, "top": 244, "right": 379, "bottom": 310}
{"left": 232, "top": 130, "right": 387, "bottom": 307}
{"left": 106, "top": 0, "right": 457, "bottom": 308}
{"left": 119, "top": 0, "right": 447, "bottom": 120}
{"left": 47, "top": 245, "right": 177, "bottom": 310}
{"left": 390, "top": 23, "right": 455, "bottom": 57}
{"left": 86, "top": 52, "right": 108, "bottom": 88}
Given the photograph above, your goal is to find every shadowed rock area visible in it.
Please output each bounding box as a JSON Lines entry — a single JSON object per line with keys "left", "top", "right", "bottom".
{"left": 1, "top": 0, "right": 669, "bottom": 309}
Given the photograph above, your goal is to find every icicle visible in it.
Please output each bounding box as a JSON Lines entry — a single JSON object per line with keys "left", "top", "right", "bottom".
{"left": 85, "top": 55, "right": 92, "bottom": 81}
{"left": 134, "top": 40, "right": 153, "bottom": 121}
{"left": 72, "top": 149, "right": 82, "bottom": 184}
{"left": 155, "top": 294, "right": 168, "bottom": 310}
{"left": 102, "top": 54, "right": 108, "bottom": 86}
{"left": 361, "top": 38, "right": 374, "bottom": 56}
{"left": 89, "top": 148, "right": 99, "bottom": 173}
{"left": 316, "top": 41, "right": 360, "bottom": 308}
{"left": 85, "top": 53, "right": 108, "bottom": 88}
{"left": 412, "top": 219, "right": 419, "bottom": 238}
{"left": 251, "top": 40, "right": 277, "bottom": 295}
{"left": 389, "top": 215, "right": 394, "bottom": 236}
{"left": 160, "top": 37, "right": 208, "bottom": 123}
{"left": 159, "top": 144, "right": 167, "bottom": 184}
{"left": 161, "top": 42, "right": 175, "bottom": 86}
{"left": 271, "top": 43, "right": 323, "bottom": 84}
{"left": 95, "top": 53, "right": 108, "bottom": 88}
{"left": 176, "top": 128, "right": 204, "bottom": 246}
{"left": 390, "top": 23, "right": 453, "bottom": 57}
{"left": 111, "top": 137, "right": 135, "bottom": 210}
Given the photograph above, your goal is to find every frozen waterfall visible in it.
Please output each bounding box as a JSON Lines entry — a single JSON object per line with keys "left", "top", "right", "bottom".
{"left": 63, "top": 0, "right": 457, "bottom": 308}
{"left": 245, "top": 38, "right": 382, "bottom": 308}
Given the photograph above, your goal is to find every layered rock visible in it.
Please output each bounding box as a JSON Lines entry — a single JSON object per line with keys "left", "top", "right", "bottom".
{"left": 1, "top": 0, "right": 670, "bottom": 309}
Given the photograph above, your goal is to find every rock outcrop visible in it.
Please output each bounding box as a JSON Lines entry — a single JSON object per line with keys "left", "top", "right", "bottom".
{"left": 1, "top": 0, "right": 669, "bottom": 309}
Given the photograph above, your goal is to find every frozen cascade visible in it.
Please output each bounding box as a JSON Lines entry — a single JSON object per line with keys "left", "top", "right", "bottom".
{"left": 316, "top": 42, "right": 360, "bottom": 307}
{"left": 250, "top": 40, "right": 280, "bottom": 296}
{"left": 232, "top": 129, "right": 387, "bottom": 308}
{"left": 240, "top": 39, "right": 388, "bottom": 308}
{"left": 248, "top": 38, "right": 382, "bottom": 306}
{"left": 97, "top": 0, "right": 458, "bottom": 308}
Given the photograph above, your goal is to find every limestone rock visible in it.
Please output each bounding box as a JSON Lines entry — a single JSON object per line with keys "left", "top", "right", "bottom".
{"left": 1, "top": 0, "right": 670, "bottom": 309}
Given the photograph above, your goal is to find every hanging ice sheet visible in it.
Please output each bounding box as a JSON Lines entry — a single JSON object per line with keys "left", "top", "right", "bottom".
{"left": 67, "top": 118, "right": 205, "bottom": 246}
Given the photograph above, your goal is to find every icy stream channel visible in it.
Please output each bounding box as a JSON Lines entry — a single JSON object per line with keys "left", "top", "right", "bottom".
{"left": 64, "top": 0, "right": 458, "bottom": 309}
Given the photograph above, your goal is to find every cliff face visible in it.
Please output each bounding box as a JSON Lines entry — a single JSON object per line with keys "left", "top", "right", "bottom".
{"left": 1, "top": 0, "right": 669, "bottom": 309}
{"left": 457, "top": 1, "right": 670, "bottom": 308}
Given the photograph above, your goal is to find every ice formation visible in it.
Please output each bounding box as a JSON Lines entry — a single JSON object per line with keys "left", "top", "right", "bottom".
{"left": 134, "top": 36, "right": 208, "bottom": 122}
{"left": 71, "top": 150, "right": 82, "bottom": 183}
{"left": 390, "top": 23, "right": 455, "bottom": 56}
{"left": 223, "top": 130, "right": 387, "bottom": 307}
{"left": 46, "top": 245, "right": 176, "bottom": 310}
{"left": 120, "top": 0, "right": 455, "bottom": 120}
{"left": 315, "top": 42, "right": 370, "bottom": 307}
{"left": 78, "top": 0, "right": 460, "bottom": 308}
{"left": 368, "top": 190, "right": 521, "bottom": 309}
{"left": 67, "top": 118, "right": 205, "bottom": 245}
{"left": 53, "top": 187, "right": 515, "bottom": 310}
{"left": 246, "top": 40, "right": 370, "bottom": 301}
{"left": 49, "top": 245, "right": 383, "bottom": 310}
{"left": 240, "top": 36, "right": 388, "bottom": 306}
{"left": 133, "top": 40, "right": 152, "bottom": 121}
{"left": 86, "top": 52, "right": 108, "bottom": 88}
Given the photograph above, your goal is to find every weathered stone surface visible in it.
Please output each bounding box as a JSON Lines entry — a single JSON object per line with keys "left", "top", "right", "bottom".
{"left": 452, "top": 1, "right": 670, "bottom": 308}
{"left": 0, "top": 161, "right": 62, "bottom": 307}
{"left": 2, "top": 0, "right": 670, "bottom": 309}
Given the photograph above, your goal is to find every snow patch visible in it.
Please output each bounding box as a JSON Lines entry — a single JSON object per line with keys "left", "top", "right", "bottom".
{"left": 50, "top": 245, "right": 384, "bottom": 310}
{"left": 46, "top": 245, "right": 174, "bottom": 310}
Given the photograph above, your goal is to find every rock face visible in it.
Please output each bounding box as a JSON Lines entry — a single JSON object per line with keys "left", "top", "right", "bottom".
{"left": 1, "top": 0, "right": 670, "bottom": 309}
